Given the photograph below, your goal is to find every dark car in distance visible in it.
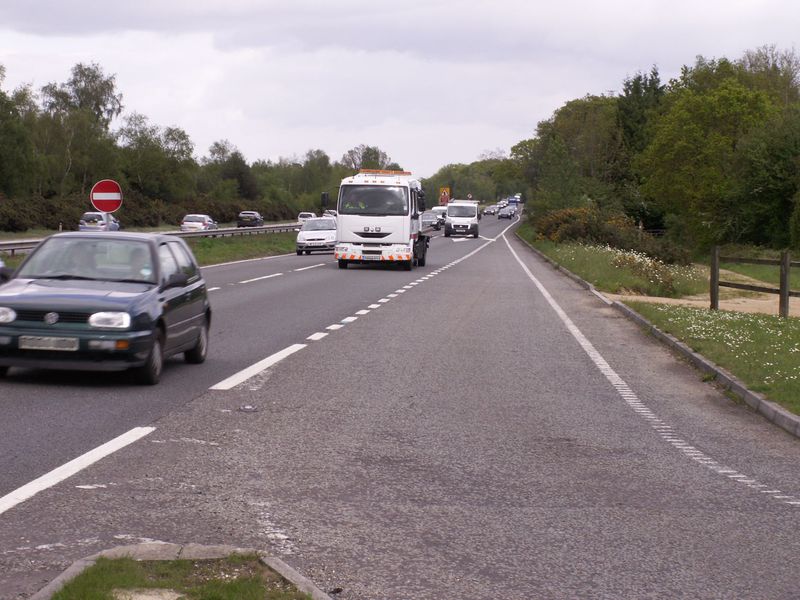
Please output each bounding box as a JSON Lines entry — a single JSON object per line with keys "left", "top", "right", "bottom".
{"left": 0, "top": 232, "right": 211, "bottom": 384}
{"left": 498, "top": 207, "right": 514, "bottom": 219}
{"left": 237, "top": 211, "right": 264, "bottom": 227}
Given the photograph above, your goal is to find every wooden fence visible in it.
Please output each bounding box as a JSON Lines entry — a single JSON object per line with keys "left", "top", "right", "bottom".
{"left": 710, "top": 246, "right": 799, "bottom": 318}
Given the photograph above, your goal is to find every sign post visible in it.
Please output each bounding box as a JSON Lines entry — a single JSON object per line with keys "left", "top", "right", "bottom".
{"left": 90, "top": 179, "right": 123, "bottom": 213}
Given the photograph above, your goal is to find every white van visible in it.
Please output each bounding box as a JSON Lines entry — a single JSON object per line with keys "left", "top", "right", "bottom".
{"left": 444, "top": 200, "right": 480, "bottom": 238}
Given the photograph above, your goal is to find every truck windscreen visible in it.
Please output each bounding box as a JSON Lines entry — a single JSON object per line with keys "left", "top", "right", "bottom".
{"left": 447, "top": 206, "right": 476, "bottom": 217}
{"left": 339, "top": 185, "right": 409, "bottom": 216}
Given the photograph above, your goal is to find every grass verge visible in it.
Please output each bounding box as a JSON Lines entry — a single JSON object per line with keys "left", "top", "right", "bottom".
{"left": 627, "top": 302, "right": 800, "bottom": 415}
{"left": 516, "top": 223, "right": 706, "bottom": 298}
{"left": 185, "top": 232, "right": 297, "bottom": 266}
{"left": 53, "top": 554, "right": 311, "bottom": 600}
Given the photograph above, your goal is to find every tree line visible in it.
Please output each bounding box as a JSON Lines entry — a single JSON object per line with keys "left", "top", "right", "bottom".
{"left": 0, "top": 62, "right": 402, "bottom": 231}
{"left": 428, "top": 44, "right": 800, "bottom": 252}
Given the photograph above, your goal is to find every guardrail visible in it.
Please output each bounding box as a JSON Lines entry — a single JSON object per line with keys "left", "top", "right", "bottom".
{"left": 0, "top": 222, "right": 302, "bottom": 257}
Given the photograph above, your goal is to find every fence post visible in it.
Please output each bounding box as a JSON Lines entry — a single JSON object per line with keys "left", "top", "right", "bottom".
{"left": 779, "top": 250, "right": 790, "bottom": 318}
{"left": 710, "top": 246, "right": 720, "bottom": 311}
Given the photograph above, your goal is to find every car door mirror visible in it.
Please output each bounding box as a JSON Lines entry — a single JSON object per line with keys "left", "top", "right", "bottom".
{"left": 164, "top": 272, "right": 189, "bottom": 289}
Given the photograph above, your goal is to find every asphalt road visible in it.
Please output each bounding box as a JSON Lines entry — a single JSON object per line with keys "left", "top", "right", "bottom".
{"left": 2, "top": 215, "right": 800, "bottom": 599}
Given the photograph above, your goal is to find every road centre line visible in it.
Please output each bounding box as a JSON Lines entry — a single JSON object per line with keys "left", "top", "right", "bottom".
{"left": 341, "top": 316, "right": 358, "bottom": 323}
{"left": 294, "top": 263, "right": 325, "bottom": 272}
{"left": 210, "top": 344, "right": 306, "bottom": 390}
{"left": 307, "top": 332, "right": 328, "bottom": 341}
{"left": 0, "top": 427, "right": 155, "bottom": 516}
{"left": 368, "top": 304, "right": 381, "bottom": 309}
{"left": 239, "top": 273, "right": 283, "bottom": 284}
{"left": 326, "top": 324, "right": 344, "bottom": 330}
{"left": 355, "top": 309, "right": 370, "bottom": 315}
{"left": 502, "top": 233, "right": 797, "bottom": 507}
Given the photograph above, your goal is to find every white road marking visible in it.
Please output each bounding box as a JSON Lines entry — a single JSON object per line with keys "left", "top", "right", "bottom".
{"left": 210, "top": 344, "right": 306, "bottom": 390}
{"left": 502, "top": 232, "right": 797, "bottom": 508}
{"left": 378, "top": 298, "right": 391, "bottom": 303}
{"left": 307, "top": 332, "right": 328, "bottom": 341}
{"left": 207, "top": 287, "right": 221, "bottom": 292}
{"left": 387, "top": 294, "right": 398, "bottom": 298}
{"left": 0, "top": 427, "right": 155, "bottom": 516}
{"left": 294, "top": 263, "right": 325, "bottom": 272}
{"left": 326, "top": 324, "right": 344, "bottom": 330}
{"left": 239, "top": 273, "right": 283, "bottom": 284}
{"left": 355, "top": 309, "right": 371, "bottom": 315}
{"left": 341, "top": 316, "right": 358, "bottom": 323}
{"left": 368, "top": 304, "right": 381, "bottom": 309}
{"left": 202, "top": 253, "right": 295, "bottom": 269}
{"left": 452, "top": 238, "right": 468, "bottom": 243}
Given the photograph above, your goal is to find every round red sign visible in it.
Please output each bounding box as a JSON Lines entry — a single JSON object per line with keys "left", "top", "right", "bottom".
{"left": 90, "top": 179, "right": 123, "bottom": 213}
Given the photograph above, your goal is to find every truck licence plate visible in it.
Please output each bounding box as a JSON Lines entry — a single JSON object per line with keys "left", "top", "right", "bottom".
{"left": 19, "top": 336, "right": 79, "bottom": 351}
{"left": 362, "top": 254, "right": 380, "bottom": 261}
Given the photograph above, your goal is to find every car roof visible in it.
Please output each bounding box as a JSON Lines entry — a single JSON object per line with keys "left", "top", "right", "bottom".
{"left": 50, "top": 231, "right": 181, "bottom": 245}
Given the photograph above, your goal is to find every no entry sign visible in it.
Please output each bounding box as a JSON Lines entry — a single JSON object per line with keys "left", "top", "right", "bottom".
{"left": 90, "top": 179, "right": 123, "bottom": 213}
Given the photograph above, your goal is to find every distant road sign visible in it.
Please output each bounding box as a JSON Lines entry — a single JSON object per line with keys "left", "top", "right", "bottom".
{"left": 90, "top": 179, "right": 123, "bottom": 213}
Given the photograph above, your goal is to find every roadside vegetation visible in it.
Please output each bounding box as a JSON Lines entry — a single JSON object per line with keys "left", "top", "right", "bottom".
{"left": 52, "top": 554, "right": 310, "bottom": 600}
{"left": 516, "top": 221, "right": 706, "bottom": 298}
{"left": 627, "top": 302, "right": 800, "bottom": 415}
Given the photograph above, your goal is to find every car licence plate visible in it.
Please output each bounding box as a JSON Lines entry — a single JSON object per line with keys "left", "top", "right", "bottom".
{"left": 19, "top": 336, "right": 79, "bottom": 351}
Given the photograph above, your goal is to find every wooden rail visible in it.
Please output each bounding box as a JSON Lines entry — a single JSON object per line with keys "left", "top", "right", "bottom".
{"left": 711, "top": 246, "right": 796, "bottom": 317}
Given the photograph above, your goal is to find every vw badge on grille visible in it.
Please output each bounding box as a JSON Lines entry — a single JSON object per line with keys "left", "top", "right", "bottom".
{"left": 44, "top": 312, "right": 59, "bottom": 325}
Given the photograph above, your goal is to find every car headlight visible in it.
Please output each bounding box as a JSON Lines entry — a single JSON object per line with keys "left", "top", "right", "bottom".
{"left": 89, "top": 312, "right": 131, "bottom": 329}
{"left": 0, "top": 307, "right": 17, "bottom": 324}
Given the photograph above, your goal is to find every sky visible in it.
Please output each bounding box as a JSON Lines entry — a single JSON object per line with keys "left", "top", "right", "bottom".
{"left": 1, "top": 0, "right": 798, "bottom": 178}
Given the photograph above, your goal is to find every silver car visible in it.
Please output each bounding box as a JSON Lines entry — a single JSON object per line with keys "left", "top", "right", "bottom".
{"left": 79, "top": 212, "right": 121, "bottom": 232}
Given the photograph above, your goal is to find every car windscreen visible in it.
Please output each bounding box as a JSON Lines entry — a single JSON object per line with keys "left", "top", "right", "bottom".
{"left": 301, "top": 219, "right": 336, "bottom": 231}
{"left": 183, "top": 215, "right": 205, "bottom": 222}
{"left": 338, "top": 185, "right": 409, "bottom": 216}
{"left": 447, "top": 205, "right": 476, "bottom": 217}
{"left": 81, "top": 213, "right": 104, "bottom": 221}
{"left": 17, "top": 238, "right": 157, "bottom": 283}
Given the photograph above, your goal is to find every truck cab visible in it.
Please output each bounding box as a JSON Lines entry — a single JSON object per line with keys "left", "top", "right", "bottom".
{"left": 331, "top": 170, "right": 429, "bottom": 270}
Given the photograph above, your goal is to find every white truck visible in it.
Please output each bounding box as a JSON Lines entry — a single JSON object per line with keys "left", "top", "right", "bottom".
{"left": 326, "top": 169, "right": 430, "bottom": 270}
{"left": 444, "top": 199, "right": 481, "bottom": 238}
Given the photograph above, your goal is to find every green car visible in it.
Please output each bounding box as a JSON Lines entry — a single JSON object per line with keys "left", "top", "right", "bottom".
{"left": 0, "top": 232, "right": 211, "bottom": 384}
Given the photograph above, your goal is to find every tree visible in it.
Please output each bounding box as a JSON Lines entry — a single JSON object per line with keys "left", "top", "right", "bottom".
{"left": 340, "top": 144, "right": 397, "bottom": 171}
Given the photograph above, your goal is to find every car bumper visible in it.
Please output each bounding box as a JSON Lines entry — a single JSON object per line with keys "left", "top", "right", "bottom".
{"left": 0, "top": 327, "right": 155, "bottom": 372}
{"left": 297, "top": 242, "right": 336, "bottom": 251}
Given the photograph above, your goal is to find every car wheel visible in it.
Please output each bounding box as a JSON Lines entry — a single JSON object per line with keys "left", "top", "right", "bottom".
{"left": 444, "top": 229, "right": 451, "bottom": 237}
{"left": 185, "top": 319, "right": 209, "bottom": 364}
{"left": 338, "top": 259, "right": 348, "bottom": 269}
{"left": 473, "top": 230, "right": 479, "bottom": 238}
{"left": 135, "top": 331, "right": 164, "bottom": 385}
{"left": 0, "top": 366, "right": 8, "bottom": 378}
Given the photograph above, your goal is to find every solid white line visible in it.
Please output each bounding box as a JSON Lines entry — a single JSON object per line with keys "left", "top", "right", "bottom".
{"left": 210, "top": 344, "right": 306, "bottom": 390}
{"left": 202, "top": 253, "right": 295, "bottom": 269}
{"left": 0, "top": 427, "right": 155, "bottom": 516}
{"left": 294, "top": 263, "right": 325, "bottom": 272}
{"left": 307, "top": 332, "right": 328, "bottom": 341}
{"left": 239, "top": 273, "right": 283, "bottom": 284}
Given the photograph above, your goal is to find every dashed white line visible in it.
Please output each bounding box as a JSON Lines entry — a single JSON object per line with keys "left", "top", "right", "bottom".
{"left": 326, "top": 324, "right": 344, "bottom": 330}
{"left": 307, "top": 332, "right": 328, "bottom": 341}
{"left": 378, "top": 298, "right": 391, "bottom": 303}
{"left": 294, "top": 263, "right": 325, "bottom": 272}
{"left": 368, "top": 304, "right": 381, "bottom": 309}
{"left": 355, "top": 309, "right": 371, "bottom": 315}
{"left": 341, "top": 316, "right": 358, "bottom": 323}
{"left": 207, "top": 287, "right": 221, "bottom": 292}
{"left": 210, "top": 344, "right": 306, "bottom": 390}
{"left": 239, "top": 273, "right": 283, "bottom": 284}
{"left": 0, "top": 427, "right": 156, "bottom": 516}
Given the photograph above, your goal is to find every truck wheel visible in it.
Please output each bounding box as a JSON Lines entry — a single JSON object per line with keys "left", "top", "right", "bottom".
{"left": 444, "top": 228, "right": 451, "bottom": 237}
{"left": 474, "top": 229, "right": 479, "bottom": 238}
{"left": 403, "top": 260, "right": 413, "bottom": 271}
{"left": 338, "top": 260, "right": 348, "bottom": 269}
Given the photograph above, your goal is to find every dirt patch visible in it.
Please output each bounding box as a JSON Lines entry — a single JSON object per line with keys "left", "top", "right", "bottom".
{"left": 607, "top": 268, "right": 798, "bottom": 317}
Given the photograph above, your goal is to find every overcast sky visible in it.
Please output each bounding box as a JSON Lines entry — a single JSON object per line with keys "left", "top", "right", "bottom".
{"left": 1, "top": 0, "right": 798, "bottom": 177}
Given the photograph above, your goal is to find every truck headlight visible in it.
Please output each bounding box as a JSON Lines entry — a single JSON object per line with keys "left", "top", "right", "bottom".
{"left": 0, "top": 307, "right": 16, "bottom": 324}
{"left": 89, "top": 312, "right": 131, "bottom": 329}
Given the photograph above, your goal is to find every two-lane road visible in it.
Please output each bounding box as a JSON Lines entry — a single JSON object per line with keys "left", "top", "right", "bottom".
{"left": 2, "top": 216, "right": 799, "bottom": 599}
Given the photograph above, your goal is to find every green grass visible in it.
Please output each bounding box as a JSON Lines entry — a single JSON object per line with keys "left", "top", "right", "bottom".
{"left": 53, "top": 554, "right": 310, "bottom": 600}
{"left": 186, "top": 232, "right": 297, "bottom": 266}
{"left": 516, "top": 223, "right": 707, "bottom": 298}
{"left": 627, "top": 302, "right": 800, "bottom": 415}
